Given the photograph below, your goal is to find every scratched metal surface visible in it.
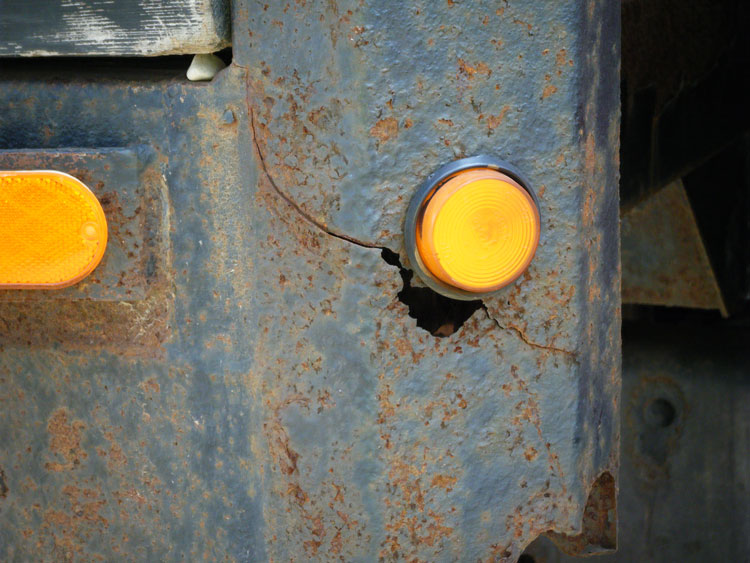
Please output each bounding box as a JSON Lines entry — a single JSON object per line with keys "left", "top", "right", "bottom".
{"left": 0, "top": 1, "right": 619, "bottom": 561}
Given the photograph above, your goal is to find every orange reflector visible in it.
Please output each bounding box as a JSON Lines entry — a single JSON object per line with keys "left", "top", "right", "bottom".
{"left": 0, "top": 171, "right": 108, "bottom": 289}
{"left": 416, "top": 168, "right": 540, "bottom": 293}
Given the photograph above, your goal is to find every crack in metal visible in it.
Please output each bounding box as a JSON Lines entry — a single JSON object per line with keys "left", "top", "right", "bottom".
{"left": 482, "top": 306, "right": 578, "bottom": 360}
{"left": 247, "top": 83, "right": 575, "bottom": 360}
{"left": 247, "top": 103, "right": 380, "bottom": 250}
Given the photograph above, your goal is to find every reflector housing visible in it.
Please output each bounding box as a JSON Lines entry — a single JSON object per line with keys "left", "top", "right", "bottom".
{"left": 0, "top": 170, "right": 108, "bottom": 289}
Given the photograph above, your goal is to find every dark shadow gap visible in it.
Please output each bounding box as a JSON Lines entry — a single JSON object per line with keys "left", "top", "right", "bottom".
{"left": 0, "top": 47, "right": 233, "bottom": 81}
{"left": 381, "top": 248, "right": 482, "bottom": 337}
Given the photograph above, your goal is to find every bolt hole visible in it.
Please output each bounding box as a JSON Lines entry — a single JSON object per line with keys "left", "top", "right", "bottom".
{"left": 381, "top": 248, "right": 482, "bottom": 337}
{"left": 518, "top": 554, "right": 536, "bottom": 563}
{"left": 645, "top": 398, "right": 676, "bottom": 428}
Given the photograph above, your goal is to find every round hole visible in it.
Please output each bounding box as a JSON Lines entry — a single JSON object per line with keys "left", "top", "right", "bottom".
{"left": 518, "top": 554, "right": 536, "bottom": 563}
{"left": 645, "top": 398, "right": 676, "bottom": 428}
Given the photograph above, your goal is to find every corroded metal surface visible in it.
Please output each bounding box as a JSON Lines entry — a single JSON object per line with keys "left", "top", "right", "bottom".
{"left": 524, "top": 325, "right": 750, "bottom": 562}
{"left": 0, "top": 1, "right": 620, "bottom": 561}
{"left": 236, "top": 1, "right": 621, "bottom": 558}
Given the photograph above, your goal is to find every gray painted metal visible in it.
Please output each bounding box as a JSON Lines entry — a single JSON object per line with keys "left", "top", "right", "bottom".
{"left": 0, "top": 0, "right": 230, "bottom": 56}
{"left": 0, "top": 1, "right": 620, "bottom": 560}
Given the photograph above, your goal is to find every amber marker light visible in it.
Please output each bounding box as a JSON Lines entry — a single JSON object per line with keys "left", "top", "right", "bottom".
{"left": 0, "top": 171, "right": 108, "bottom": 289}
{"left": 405, "top": 156, "right": 540, "bottom": 300}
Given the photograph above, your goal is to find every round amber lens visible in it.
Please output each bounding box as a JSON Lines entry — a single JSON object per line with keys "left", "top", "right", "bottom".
{"left": 416, "top": 169, "right": 539, "bottom": 292}
{"left": 0, "top": 171, "right": 108, "bottom": 289}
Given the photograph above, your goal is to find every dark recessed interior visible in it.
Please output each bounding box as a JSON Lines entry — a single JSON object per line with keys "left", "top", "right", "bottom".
{"left": 381, "top": 248, "right": 483, "bottom": 337}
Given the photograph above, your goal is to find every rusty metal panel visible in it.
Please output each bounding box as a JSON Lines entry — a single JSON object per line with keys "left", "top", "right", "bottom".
{"left": 0, "top": 70, "right": 262, "bottom": 560}
{"left": 523, "top": 325, "right": 750, "bottom": 562}
{"left": 232, "top": 1, "right": 621, "bottom": 559}
{"left": 621, "top": 180, "right": 727, "bottom": 315}
{"left": 0, "top": 144, "right": 171, "bottom": 353}
{"left": 0, "top": 1, "right": 620, "bottom": 561}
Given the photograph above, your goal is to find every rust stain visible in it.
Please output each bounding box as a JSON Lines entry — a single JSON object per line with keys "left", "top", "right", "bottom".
{"left": 556, "top": 47, "right": 574, "bottom": 69}
{"left": 140, "top": 378, "right": 161, "bottom": 394}
{"left": 512, "top": 18, "right": 533, "bottom": 33}
{"left": 45, "top": 408, "right": 87, "bottom": 472}
{"left": 42, "top": 485, "right": 108, "bottom": 560}
{"left": 247, "top": 83, "right": 381, "bottom": 250}
{"left": 542, "top": 84, "right": 558, "bottom": 99}
{"left": 329, "top": 529, "right": 342, "bottom": 554}
{"left": 370, "top": 117, "right": 399, "bottom": 144}
{"left": 307, "top": 106, "right": 330, "bottom": 127}
{"left": 265, "top": 396, "right": 309, "bottom": 475}
{"left": 458, "top": 58, "right": 492, "bottom": 79}
{"left": 430, "top": 474, "right": 457, "bottom": 490}
{"left": 486, "top": 105, "right": 511, "bottom": 132}
{"left": 377, "top": 383, "right": 396, "bottom": 425}
{"left": 377, "top": 375, "right": 459, "bottom": 561}
{"left": 547, "top": 472, "right": 616, "bottom": 554}
{"left": 101, "top": 432, "right": 127, "bottom": 470}
{"left": 509, "top": 366, "right": 568, "bottom": 492}
{"left": 582, "top": 133, "right": 598, "bottom": 230}
{"left": 260, "top": 390, "right": 360, "bottom": 558}
{"left": 303, "top": 538, "right": 322, "bottom": 556}
{"left": 0, "top": 296, "right": 170, "bottom": 357}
